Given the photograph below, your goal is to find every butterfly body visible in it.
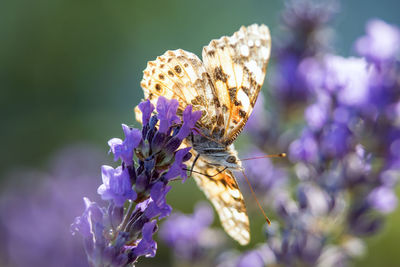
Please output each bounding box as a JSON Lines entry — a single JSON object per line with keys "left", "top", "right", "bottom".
{"left": 136, "top": 24, "right": 271, "bottom": 245}
{"left": 187, "top": 135, "right": 242, "bottom": 170}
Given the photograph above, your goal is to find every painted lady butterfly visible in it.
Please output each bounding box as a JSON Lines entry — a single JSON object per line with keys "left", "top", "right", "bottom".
{"left": 136, "top": 24, "right": 271, "bottom": 245}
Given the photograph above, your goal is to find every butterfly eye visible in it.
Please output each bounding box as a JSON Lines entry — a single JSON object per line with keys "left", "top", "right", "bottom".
{"left": 226, "top": 155, "right": 237, "bottom": 164}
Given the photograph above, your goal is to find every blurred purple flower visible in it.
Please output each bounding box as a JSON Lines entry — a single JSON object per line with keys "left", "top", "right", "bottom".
{"left": 322, "top": 55, "right": 370, "bottom": 107}
{"left": 160, "top": 202, "right": 225, "bottom": 263}
{"left": 240, "top": 148, "right": 288, "bottom": 201}
{"left": 355, "top": 19, "right": 400, "bottom": 64}
{"left": 272, "top": 0, "right": 337, "bottom": 104}
{"left": 320, "top": 122, "right": 352, "bottom": 158}
{"left": 367, "top": 186, "right": 398, "bottom": 214}
{"left": 281, "top": 0, "right": 337, "bottom": 34}
{"left": 236, "top": 250, "right": 264, "bottom": 267}
{"left": 305, "top": 102, "right": 329, "bottom": 131}
{"left": 289, "top": 129, "right": 319, "bottom": 164}
{"left": 244, "top": 92, "right": 269, "bottom": 133}
{"left": 0, "top": 144, "right": 105, "bottom": 267}
{"left": 98, "top": 165, "right": 136, "bottom": 207}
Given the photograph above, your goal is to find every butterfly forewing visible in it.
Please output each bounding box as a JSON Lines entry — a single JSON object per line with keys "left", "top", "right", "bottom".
{"left": 140, "top": 49, "right": 222, "bottom": 131}
{"left": 202, "top": 24, "right": 271, "bottom": 144}
{"left": 137, "top": 24, "right": 271, "bottom": 245}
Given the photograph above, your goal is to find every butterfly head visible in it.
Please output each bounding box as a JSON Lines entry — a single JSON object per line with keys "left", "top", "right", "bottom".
{"left": 223, "top": 154, "right": 242, "bottom": 170}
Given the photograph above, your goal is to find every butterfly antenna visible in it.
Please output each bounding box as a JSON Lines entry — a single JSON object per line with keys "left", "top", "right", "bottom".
{"left": 241, "top": 170, "right": 271, "bottom": 225}
{"left": 240, "top": 153, "right": 286, "bottom": 162}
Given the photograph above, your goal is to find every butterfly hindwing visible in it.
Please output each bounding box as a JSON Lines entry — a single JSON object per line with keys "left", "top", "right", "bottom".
{"left": 188, "top": 152, "right": 250, "bottom": 245}
{"left": 202, "top": 24, "right": 271, "bottom": 144}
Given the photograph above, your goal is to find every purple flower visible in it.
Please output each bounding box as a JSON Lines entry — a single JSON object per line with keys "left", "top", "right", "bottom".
{"left": 145, "top": 182, "right": 172, "bottom": 219}
{"left": 108, "top": 124, "right": 141, "bottom": 165}
{"left": 240, "top": 148, "right": 288, "bottom": 201}
{"left": 0, "top": 145, "right": 105, "bottom": 267}
{"left": 156, "top": 96, "right": 180, "bottom": 134}
{"left": 138, "top": 99, "right": 155, "bottom": 125}
{"left": 305, "top": 102, "right": 329, "bottom": 131}
{"left": 355, "top": 19, "right": 400, "bottom": 64}
{"left": 165, "top": 147, "right": 192, "bottom": 182}
{"left": 289, "top": 130, "right": 319, "bottom": 164}
{"left": 98, "top": 165, "right": 137, "bottom": 207}
{"left": 281, "top": 0, "right": 337, "bottom": 33}
{"left": 320, "top": 122, "right": 352, "bottom": 158}
{"left": 298, "top": 57, "right": 325, "bottom": 93}
{"left": 367, "top": 186, "right": 398, "bottom": 213}
{"left": 73, "top": 97, "right": 201, "bottom": 266}
{"left": 322, "top": 55, "right": 370, "bottom": 107}
{"left": 71, "top": 197, "right": 104, "bottom": 238}
{"left": 176, "top": 105, "right": 202, "bottom": 140}
{"left": 244, "top": 92, "right": 269, "bottom": 133}
{"left": 132, "top": 221, "right": 157, "bottom": 258}
{"left": 237, "top": 250, "right": 264, "bottom": 267}
{"left": 160, "top": 203, "right": 222, "bottom": 262}
{"left": 272, "top": 53, "right": 310, "bottom": 102}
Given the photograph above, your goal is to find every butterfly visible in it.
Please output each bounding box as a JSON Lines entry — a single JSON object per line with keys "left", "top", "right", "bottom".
{"left": 135, "top": 24, "right": 271, "bottom": 245}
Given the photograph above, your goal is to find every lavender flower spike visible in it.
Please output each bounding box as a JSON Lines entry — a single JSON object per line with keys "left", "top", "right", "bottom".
{"left": 72, "top": 97, "right": 200, "bottom": 266}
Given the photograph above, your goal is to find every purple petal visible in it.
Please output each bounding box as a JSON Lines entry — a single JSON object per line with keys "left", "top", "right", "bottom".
{"left": 145, "top": 182, "right": 172, "bottom": 219}
{"left": 98, "top": 166, "right": 136, "bottom": 207}
{"left": 132, "top": 220, "right": 157, "bottom": 258}
{"left": 138, "top": 99, "right": 155, "bottom": 125}
{"left": 176, "top": 105, "right": 202, "bottom": 140}
{"left": 156, "top": 96, "right": 180, "bottom": 134}
{"left": 71, "top": 198, "right": 104, "bottom": 238}
{"left": 165, "top": 147, "right": 191, "bottom": 182}
{"left": 108, "top": 124, "right": 142, "bottom": 165}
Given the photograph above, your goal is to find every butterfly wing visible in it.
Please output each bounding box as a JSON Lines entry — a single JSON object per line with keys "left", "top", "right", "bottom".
{"left": 202, "top": 24, "right": 271, "bottom": 145}
{"left": 139, "top": 49, "right": 223, "bottom": 132}
{"left": 188, "top": 151, "right": 250, "bottom": 245}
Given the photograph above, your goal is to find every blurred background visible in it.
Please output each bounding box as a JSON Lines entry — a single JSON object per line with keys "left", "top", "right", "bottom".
{"left": 1, "top": 0, "right": 399, "bottom": 266}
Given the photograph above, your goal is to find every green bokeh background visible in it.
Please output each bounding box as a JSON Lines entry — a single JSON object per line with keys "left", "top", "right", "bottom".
{"left": 1, "top": 0, "right": 399, "bottom": 266}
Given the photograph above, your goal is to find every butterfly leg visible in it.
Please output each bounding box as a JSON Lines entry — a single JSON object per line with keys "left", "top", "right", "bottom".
{"left": 188, "top": 153, "right": 200, "bottom": 177}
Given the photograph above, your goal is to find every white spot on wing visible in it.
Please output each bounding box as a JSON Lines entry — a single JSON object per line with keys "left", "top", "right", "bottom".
{"left": 237, "top": 89, "right": 250, "bottom": 110}
{"left": 245, "top": 60, "right": 263, "bottom": 84}
{"left": 240, "top": 45, "right": 249, "bottom": 57}
{"left": 247, "top": 40, "right": 254, "bottom": 47}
